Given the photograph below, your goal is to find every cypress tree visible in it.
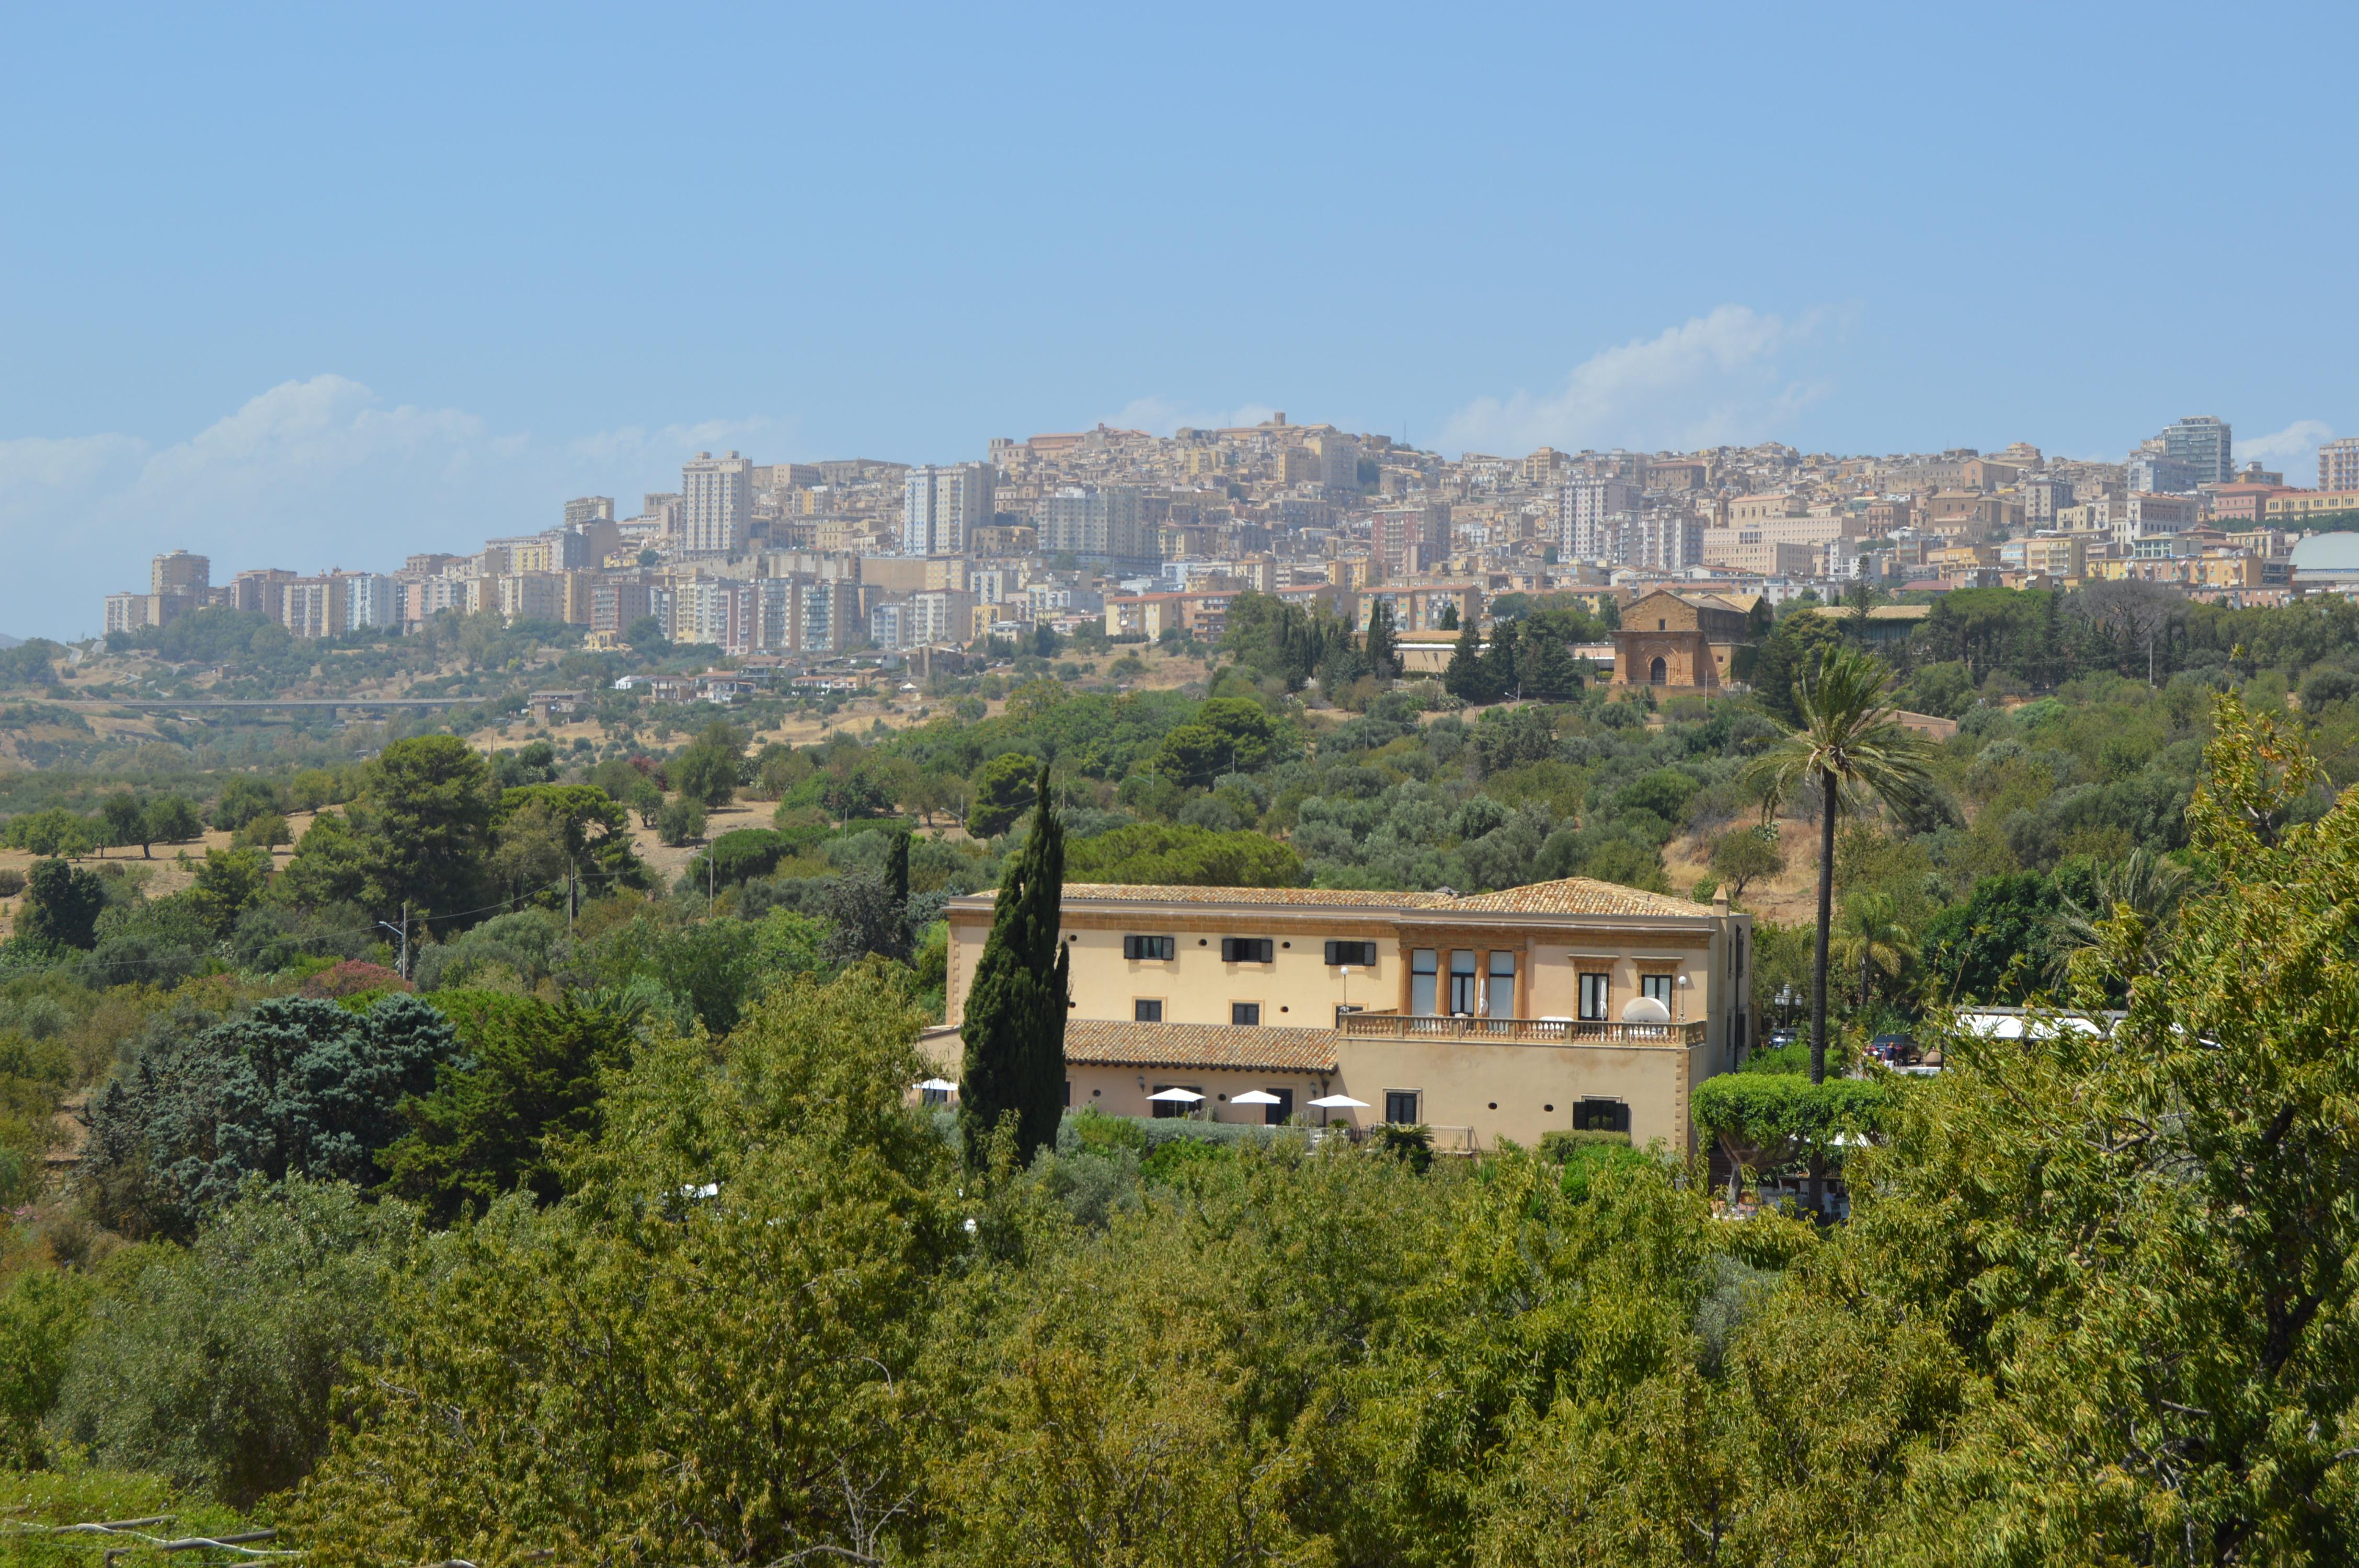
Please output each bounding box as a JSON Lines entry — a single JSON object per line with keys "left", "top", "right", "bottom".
{"left": 887, "top": 828, "right": 910, "bottom": 913}
{"left": 958, "top": 766, "right": 1068, "bottom": 1170}
{"left": 1444, "top": 617, "right": 1488, "bottom": 701}
{"left": 1365, "top": 600, "right": 1399, "bottom": 678}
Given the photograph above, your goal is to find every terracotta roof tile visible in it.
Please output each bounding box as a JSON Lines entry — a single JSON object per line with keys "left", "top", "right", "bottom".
{"left": 1057, "top": 883, "right": 1456, "bottom": 909}
{"left": 1430, "top": 877, "right": 1703, "bottom": 918}
{"left": 1062, "top": 1019, "right": 1341, "bottom": 1073}
{"left": 957, "top": 878, "right": 1713, "bottom": 920}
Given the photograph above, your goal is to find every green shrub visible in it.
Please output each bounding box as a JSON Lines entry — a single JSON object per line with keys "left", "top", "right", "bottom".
{"left": 50, "top": 1179, "right": 420, "bottom": 1505}
{"left": 657, "top": 794, "right": 708, "bottom": 846}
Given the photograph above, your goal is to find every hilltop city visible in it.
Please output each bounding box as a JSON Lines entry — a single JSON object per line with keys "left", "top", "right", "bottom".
{"left": 98, "top": 414, "right": 2359, "bottom": 672}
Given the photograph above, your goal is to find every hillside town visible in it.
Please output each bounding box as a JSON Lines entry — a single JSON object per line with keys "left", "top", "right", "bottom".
{"left": 98, "top": 416, "right": 2359, "bottom": 676}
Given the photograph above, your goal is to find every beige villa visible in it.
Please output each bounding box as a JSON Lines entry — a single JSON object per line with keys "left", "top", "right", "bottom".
{"left": 924, "top": 877, "right": 1756, "bottom": 1154}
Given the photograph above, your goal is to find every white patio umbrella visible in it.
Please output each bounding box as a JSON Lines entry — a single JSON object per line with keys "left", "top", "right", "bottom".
{"left": 1308, "top": 1092, "right": 1367, "bottom": 1127}
{"left": 917, "top": 1077, "right": 958, "bottom": 1092}
{"left": 1146, "top": 1087, "right": 1204, "bottom": 1103}
{"left": 1230, "top": 1090, "right": 1284, "bottom": 1105}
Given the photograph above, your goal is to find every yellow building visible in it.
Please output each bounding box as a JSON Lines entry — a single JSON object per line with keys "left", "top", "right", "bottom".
{"left": 929, "top": 878, "right": 1755, "bottom": 1154}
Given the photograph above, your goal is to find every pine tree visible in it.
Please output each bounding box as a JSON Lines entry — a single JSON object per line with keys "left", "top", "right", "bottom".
{"left": 887, "top": 829, "right": 911, "bottom": 913}
{"left": 1519, "top": 627, "right": 1584, "bottom": 700}
{"left": 1444, "top": 618, "right": 1490, "bottom": 701}
{"left": 1481, "top": 618, "right": 1522, "bottom": 702}
{"left": 958, "top": 767, "right": 1068, "bottom": 1171}
{"left": 1438, "top": 603, "right": 1459, "bottom": 631}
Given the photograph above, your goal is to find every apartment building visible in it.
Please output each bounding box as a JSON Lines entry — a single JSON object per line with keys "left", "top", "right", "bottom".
{"left": 1701, "top": 535, "right": 1818, "bottom": 578}
{"left": 497, "top": 572, "right": 565, "bottom": 626}
{"left": 2320, "top": 439, "right": 2359, "bottom": 493}
{"left": 342, "top": 572, "right": 399, "bottom": 631}
{"left": 2021, "top": 535, "right": 2088, "bottom": 579}
{"left": 1555, "top": 481, "right": 1638, "bottom": 561}
{"left": 1371, "top": 503, "right": 1452, "bottom": 573}
{"left": 563, "top": 497, "right": 615, "bottom": 527}
{"left": 280, "top": 577, "right": 347, "bottom": 639}
{"left": 1041, "top": 485, "right": 1156, "bottom": 571}
{"left": 902, "top": 462, "right": 994, "bottom": 557}
{"left": 929, "top": 877, "right": 1754, "bottom": 1154}
{"left": 1307, "top": 433, "right": 1359, "bottom": 491}
{"left": 2019, "top": 476, "right": 2072, "bottom": 526}
{"left": 2155, "top": 416, "right": 2232, "bottom": 486}
{"left": 2109, "top": 491, "right": 2202, "bottom": 550}
{"left": 151, "top": 550, "right": 210, "bottom": 600}
{"left": 681, "top": 452, "right": 754, "bottom": 556}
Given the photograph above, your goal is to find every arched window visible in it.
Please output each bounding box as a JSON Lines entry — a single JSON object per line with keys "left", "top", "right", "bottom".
{"left": 1648, "top": 655, "right": 1667, "bottom": 685}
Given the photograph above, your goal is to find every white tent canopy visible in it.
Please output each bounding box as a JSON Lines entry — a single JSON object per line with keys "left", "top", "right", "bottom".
{"left": 1230, "top": 1090, "right": 1284, "bottom": 1105}
{"left": 1308, "top": 1093, "right": 1368, "bottom": 1109}
{"left": 1146, "top": 1087, "right": 1205, "bottom": 1103}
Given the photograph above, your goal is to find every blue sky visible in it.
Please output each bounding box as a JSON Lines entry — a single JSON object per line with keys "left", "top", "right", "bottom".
{"left": 3, "top": 2, "right": 2355, "bottom": 638}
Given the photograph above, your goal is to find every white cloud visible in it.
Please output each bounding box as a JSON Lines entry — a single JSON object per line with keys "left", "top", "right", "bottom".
{"left": 1105, "top": 396, "right": 1284, "bottom": 437}
{"left": 0, "top": 377, "right": 800, "bottom": 640}
{"left": 2239, "top": 418, "right": 2332, "bottom": 480}
{"left": 1441, "top": 305, "right": 1835, "bottom": 456}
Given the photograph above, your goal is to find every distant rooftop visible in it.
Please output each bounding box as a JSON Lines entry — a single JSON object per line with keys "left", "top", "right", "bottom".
{"left": 983, "top": 876, "right": 1715, "bottom": 920}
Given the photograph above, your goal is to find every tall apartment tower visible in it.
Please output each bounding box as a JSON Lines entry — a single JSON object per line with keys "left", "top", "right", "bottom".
{"left": 1040, "top": 484, "right": 1153, "bottom": 571}
{"left": 902, "top": 462, "right": 995, "bottom": 556}
{"left": 1556, "top": 480, "right": 1640, "bottom": 560}
{"left": 2321, "top": 437, "right": 2359, "bottom": 492}
{"left": 151, "top": 549, "right": 210, "bottom": 599}
{"left": 1371, "top": 503, "right": 1453, "bottom": 573}
{"left": 2156, "top": 417, "right": 2232, "bottom": 486}
{"left": 564, "top": 496, "right": 615, "bottom": 527}
{"left": 680, "top": 452, "right": 753, "bottom": 556}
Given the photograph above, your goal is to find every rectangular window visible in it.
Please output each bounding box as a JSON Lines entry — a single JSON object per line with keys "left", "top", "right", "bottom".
{"left": 921, "top": 1086, "right": 950, "bottom": 1108}
{"left": 1578, "top": 972, "right": 1612, "bottom": 1022}
{"left": 1324, "top": 940, "right": 1379, "bottom": 967}
{"left": 1411, "top": 949, "right": 1438, "bottom": 1015}
{"left": 1384, "top": 1090, "right": 1422, "bottom": 1125}
{"left": 1133, "top": 998, "right": 1164, "bottom": 1022}
{"left": 1222, "top": 937, "right": 1274, "bottom": 964}
{"left": 1261, "top": 1087, "right": 1294, "bottom": 1126}
{"left": 1486, "top": 951, "right": 1516, "bottom": 1020}
{"left": 1641, "top": 972, "right": 1675, "bottom": 1007}
{"left": 1573, "top": 1097, "right": 1632, "bottom": 1133}
{"left": 1231, "top": 1002, "right": 1262, "bottom": 1027}
{"left": 1449, "top": 950, "right": 1479, "bottom": 1014}
{"left": 1151, "top": 1084, "right": 1200, "bottom": 1120}
{"left": 1123, "top": 934, "right": 1176, "bottom": 961}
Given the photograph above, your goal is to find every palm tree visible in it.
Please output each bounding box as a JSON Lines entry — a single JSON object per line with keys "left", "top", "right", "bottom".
{"left": 1744, "top": 644, "right": 1937, "bottom": 1070}
{"left": 2048, "top": 847, "right": 2188, "bottom": 984}
{"left": 1743, "top": 649, "right": 1936, "bottom": 1217}
{"left": 1831, "top": 891, "right": 1916, "bottom": 1010}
